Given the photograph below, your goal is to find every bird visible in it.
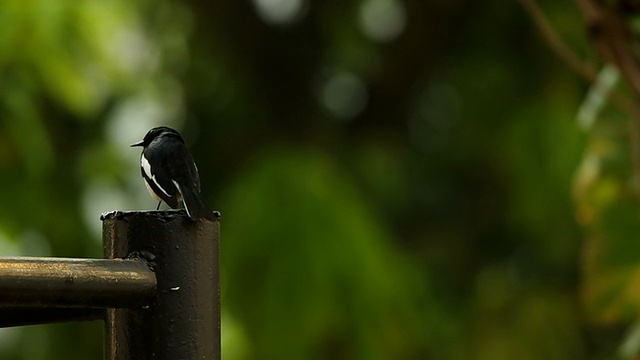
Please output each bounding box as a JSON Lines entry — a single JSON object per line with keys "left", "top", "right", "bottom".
{"left": 131, "top": 126, "right": 216, "bottom": 221}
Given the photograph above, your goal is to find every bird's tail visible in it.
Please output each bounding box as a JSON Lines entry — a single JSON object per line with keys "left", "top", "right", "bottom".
{"left": 176, "top": 182, "right": 217, "bottom": 221}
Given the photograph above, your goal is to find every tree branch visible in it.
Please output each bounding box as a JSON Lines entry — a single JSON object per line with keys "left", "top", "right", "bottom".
{"left": 519, "top": 0, "right": 597, "bottom": 82}
{"left": 575, "top": 0, "right": 640, "bottom": 190}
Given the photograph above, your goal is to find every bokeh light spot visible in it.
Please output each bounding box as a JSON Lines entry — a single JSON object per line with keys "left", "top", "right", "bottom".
{"left": 320, "top": 72, "right": 368, "bottom": 120}
{"left": 253, "top": 0, "right": 307, "bottom": 25}
{"left": 359, "top": 0, "right": 407, "bottom": 43}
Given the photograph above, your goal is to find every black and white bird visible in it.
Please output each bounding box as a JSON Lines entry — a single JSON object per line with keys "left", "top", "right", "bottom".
{"left": 131, "top": 126, "right": 216, "bottom": 221}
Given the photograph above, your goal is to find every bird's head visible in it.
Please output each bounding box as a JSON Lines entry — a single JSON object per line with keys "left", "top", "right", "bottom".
{"left": 131, "top": 126, "right": 183, "bottom": 147}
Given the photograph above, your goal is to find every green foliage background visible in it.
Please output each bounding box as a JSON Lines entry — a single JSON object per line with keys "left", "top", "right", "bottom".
{"left": 0, "top": 0, "right": 627, "bottom": 359}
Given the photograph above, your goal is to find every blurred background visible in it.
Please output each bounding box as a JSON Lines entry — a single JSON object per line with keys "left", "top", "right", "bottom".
{"left": 1, "top": 0, "right": 637, "bottom": 359}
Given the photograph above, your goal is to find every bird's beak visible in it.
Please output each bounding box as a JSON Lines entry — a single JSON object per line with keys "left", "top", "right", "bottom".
{"left": 130, "top": 140, "right": 144, "bottom": 147}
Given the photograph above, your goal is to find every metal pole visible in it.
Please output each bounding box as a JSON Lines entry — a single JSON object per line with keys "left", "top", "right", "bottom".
{"left": 0, "top": 257, "right": 156, "bottom": 308}
{"left": 0, "top": 307, "right": 103, "bottom": 328}
{"left": 101, "top": 210, "right": 220, "bottom": 360}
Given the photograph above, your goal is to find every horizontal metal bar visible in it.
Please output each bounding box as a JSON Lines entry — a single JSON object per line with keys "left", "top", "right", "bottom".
{"left": 0, "top": 307, "right": 103, "bottom": 328}
{"left": 0, "top": 257, "right": 156, "bottom": 308}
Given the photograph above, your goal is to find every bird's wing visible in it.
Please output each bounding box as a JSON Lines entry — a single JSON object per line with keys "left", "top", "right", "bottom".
{"left": 166, "top": 142, "right": 211, "bottom": 219}
{"left": 142, "top": 148, "right": 180, "bottom": 208}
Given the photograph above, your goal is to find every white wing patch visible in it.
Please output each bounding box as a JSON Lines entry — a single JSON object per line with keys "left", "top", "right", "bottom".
{"left": 141, "top": 155, "right": 171, "bottom": 197}
{"left": 144, "top": 179, "right": 162, "bottom": 201}
{"left": 172, "top": 180, "right": 191, "bottom": 218}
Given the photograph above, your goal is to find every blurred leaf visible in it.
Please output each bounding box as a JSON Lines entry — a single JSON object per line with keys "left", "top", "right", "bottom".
{"left": 575, "top": 105, "right": 640, "bottom": 323}
{"left": 221, "top": 148, "right": 429, "bottom": 360}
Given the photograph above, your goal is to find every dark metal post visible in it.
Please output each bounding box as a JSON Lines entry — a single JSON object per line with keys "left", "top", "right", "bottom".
{"left": 101, "top": 210, "right": 220, "bottom": 360}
